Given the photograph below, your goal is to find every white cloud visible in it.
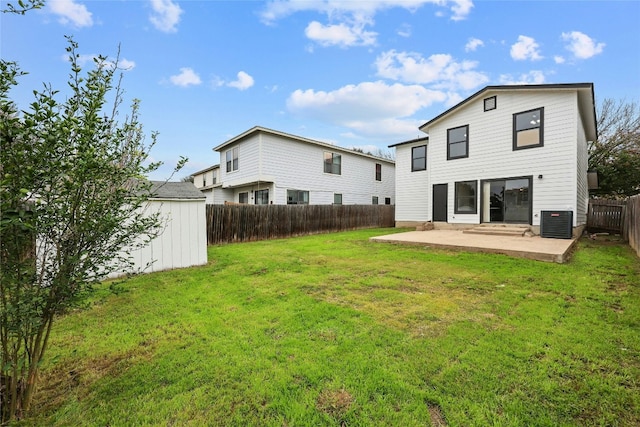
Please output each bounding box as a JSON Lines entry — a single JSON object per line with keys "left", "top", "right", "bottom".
{"left": 561, "top": 31, "right": 605, "bottom": 59}
{"left": 510, "top": 35, "right": 543, "bottom": 61}
{"left": 465, "top": 37, "right": 484, "bottom": 52}
{"left": 149, "top": 0, "right": 183, "bottom": 33}
{"left": 375, "top": 50, "right": 489, "bottom": 91}
{"left": 260, "top": 1, "right": 473, "bottom": 47}
{"left": 62, "top": 53, "right": 136, "bottom": 71}
{"left": 397, "top": 23, "right": 412, "bottom": 38}
{"left": 287, "top": 80, "right": 449, "bottom": 138}
{"left": 227, "top": 71, "right": 255, "bottom": 90}
{"left": 305, "top": 21, "right": 377, "bottom": 47}
{"left": 498, "top": 70, "right": 546, "bottom": 85}
{"left": 554, "top": 55, "right": 565, "bottom": 64}
{"left": 49, "top": 0, "right": 93, "bottom": 27}
{"left": 169, "top": 68, "right": 202, "bottom": 87}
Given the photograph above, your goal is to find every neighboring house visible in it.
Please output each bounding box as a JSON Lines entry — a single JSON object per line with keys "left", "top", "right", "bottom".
{"left": 109, "top": 181, "right": 207, "bottom": 277}
{"left": 191, "top": 164, "right": 224, "bottom": 204}
{"left": 391, "top": 83, "right": 597, "bottom": 236}
{"left": 195, "top": 126, "right": 395, "bottom": 205}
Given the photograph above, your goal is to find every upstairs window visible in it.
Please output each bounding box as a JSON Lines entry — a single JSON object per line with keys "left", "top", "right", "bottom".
{"left": 375, "top": 163, "right": 382, "bottom": 181}
{"left": 226, "top": 147, "right": 239, "bottom": 172}
{"left": 484, "top": 96, "right": 496, "bottom": 111}
{"left": 324, "top": 152, "right": 341, "bottom": 175}
{"left": 513, "top": 107, "right": 544, "bottom": 150}
{"left": 412, "top": 145, "right": 426, "bottom": 171}
{"left": 202, "top": 176, "right": 207, "bottom": 186}
{"left": 447, "top": 125, "right": 469, "bottom": 160}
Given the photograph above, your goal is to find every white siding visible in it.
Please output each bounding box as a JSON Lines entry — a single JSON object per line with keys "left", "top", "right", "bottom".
{"left": 220, "top": 137, "right": 261, "bottom": 187}
{"left": 218, "top": 132, "right": 395, "bottom": 205}
{"left": 421, "top": 90, "right": 581, "bottom": 226}
{"left": 110, "top": 199, "right": 207, "bottom": 277}
{"left": 576, "top": 107, "right": 589, "bottom": 225}
{"left": 395, "top": 142, "right": 430, "bottom": 221}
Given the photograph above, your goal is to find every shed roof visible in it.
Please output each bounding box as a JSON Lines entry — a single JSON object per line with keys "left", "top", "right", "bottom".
{"left": 149, "top": 181, "right": 205, "bottom": 200}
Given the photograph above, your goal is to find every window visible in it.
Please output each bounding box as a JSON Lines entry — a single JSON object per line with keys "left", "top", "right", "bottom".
{"left": 255, "top": 189, "right": 269, "bottom": 205}
{"left": 239, "top": 192, "right": 248, "bottom": 204}
{"left": 484, "top": 96, "right": 496, "bottom": 111}
{"left": 287, "top": 190, "right": 309, "bottom": 205}
{"left": 324, "top": 152, "right": 341, "bottom": 175}
{"left": 412, "top": 145, "right": 426, "bottom": 171}
{"left": 202, "top": 176, "right": 207, "bottom": 186}
{"left": 513, "top": 107, "right": 544, "bottom": 150}
{"left": 333, "top": 193, "right": 342, "bottom": 205}
{"left": 448, "top": 125, "right": 469, "bottom": 160}
{"left": 375, "top": 163, "right": 382, "bottom": 181}
{"left": 385, "top": 197, "right": 391, "bottom": 205}
{"left": 454, "top": 181, "right": 477, "bottom": 214}
{"left": 226, "top": 147, "right": 239, "bottom": 172}
{"left": 372, "top": 196, "right": 378, "bottom": 205}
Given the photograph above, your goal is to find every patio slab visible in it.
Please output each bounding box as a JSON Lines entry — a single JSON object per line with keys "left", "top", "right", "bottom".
{"left": 370, "top": 230, "right": 578, "bottom": 263}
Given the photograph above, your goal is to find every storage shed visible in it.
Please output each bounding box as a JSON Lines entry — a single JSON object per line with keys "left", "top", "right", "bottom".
{"left": 110, "top": 181, "right": 207, "bottom": 277}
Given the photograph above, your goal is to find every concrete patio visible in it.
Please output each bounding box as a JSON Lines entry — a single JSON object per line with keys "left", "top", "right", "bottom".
{"left": 370, "top": 229, "right": 579, "bottom": 263}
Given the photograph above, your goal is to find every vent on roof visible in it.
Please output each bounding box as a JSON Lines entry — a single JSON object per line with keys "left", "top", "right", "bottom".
{"left": 540, "top": 211, "right": 573, "bottom": 239}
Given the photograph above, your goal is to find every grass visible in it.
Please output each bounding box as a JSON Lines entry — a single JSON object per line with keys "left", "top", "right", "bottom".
{"left": 19, "top": 228, "right": 640, "bottom": 426}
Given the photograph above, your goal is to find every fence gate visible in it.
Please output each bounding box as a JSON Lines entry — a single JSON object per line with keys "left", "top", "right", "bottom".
{"left": 587, "top": 199, "right": 626, "bottom": 234}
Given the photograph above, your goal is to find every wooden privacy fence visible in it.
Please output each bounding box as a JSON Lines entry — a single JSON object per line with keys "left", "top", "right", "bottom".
{"left": 587, "top": 196, "right": 640, "bottom": 258}
{"left": 206, "top": 204, "right": 395, "bottom": 244}
{"left": 587, "top": 199, "right": 626, "bottom": 234}
{"left": 627, "top": 195, "right": 640, "bottom": 258}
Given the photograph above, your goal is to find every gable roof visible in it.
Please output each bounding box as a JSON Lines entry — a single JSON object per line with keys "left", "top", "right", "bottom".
{"left": 418, "top": 83, "right": 597, "bottom": 141}
{"left": 388, "top": 136, "right": 429, "bottom": 149}
{"left": 191, "top": 164, "right": 220, "bottom": 176}
{"left": 213, "top": 125, "right": 395, "bottom": 164}
{"left": 148, "top": 181, "right": 205, "bottom": 200}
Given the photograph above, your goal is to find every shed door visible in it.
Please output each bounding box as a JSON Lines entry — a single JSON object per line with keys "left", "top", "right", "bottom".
{"left": 433, "top": 184, "right": 448, "bottom": 222}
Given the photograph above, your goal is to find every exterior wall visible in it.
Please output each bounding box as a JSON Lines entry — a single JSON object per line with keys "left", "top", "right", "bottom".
{"left": 193, "top": 168, "right": 218, "bottom": 188}
{"left": 219, "top": 136, "right": 261, "bottom": 188}
{"left": 423, "top": 90, "right": 581, "bottom": 227}
{"left": 217, "top": 132, "right": 395, "bottom": 205}
{"left": 110, "top": 198, "right": 207, "bottom": 277}
{"left": 394, "top": 142, "right": 430, "bottom": 222}
{"left": 575, "top": 108, "right": 590, "bottom": 226}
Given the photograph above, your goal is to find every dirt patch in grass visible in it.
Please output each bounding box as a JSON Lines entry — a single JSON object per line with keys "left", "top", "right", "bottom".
{"left": 316, "top": 388, "right": 354, "bottom": 419}
{"left": 33, "top": 344, "right": 156, "bottom": 416}
{"left": 427, "top": 402, "right": 447, "bottom": 426}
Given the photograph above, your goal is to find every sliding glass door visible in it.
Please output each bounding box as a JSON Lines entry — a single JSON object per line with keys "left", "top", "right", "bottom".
{"left": 482, "top": 177, "right": 532, "bottom": 224}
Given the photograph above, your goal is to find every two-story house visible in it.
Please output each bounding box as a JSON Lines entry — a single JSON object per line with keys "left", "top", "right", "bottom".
{"left": 191, "top": 164, "right": 222, "bottom": 204}
{"left": 391, "top": 83, "right": 597, "bottom": 236}
{"left": 193, "top": 126, "right": 395, "bottom": 205}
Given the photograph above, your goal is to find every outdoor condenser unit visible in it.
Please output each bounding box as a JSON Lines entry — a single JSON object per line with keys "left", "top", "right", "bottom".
{"left": 540, "top": 210, "right": 573, "bottom": 239}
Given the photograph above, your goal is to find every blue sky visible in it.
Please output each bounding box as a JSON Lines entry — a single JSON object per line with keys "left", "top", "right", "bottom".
{"left": 2, "top": 0, "right": 639, "bottom": 180}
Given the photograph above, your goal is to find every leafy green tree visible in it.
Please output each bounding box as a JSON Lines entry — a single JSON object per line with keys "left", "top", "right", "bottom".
{"left": 0, "top": 36, "right": 185, "bottom": 421}
{"left": 589, "top": 98, "right": 640, "bottom": 197}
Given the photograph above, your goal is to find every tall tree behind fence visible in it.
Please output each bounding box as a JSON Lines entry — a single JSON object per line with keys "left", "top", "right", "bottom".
{"left": 206, "top": 204, "right": 395, "bottom": 244}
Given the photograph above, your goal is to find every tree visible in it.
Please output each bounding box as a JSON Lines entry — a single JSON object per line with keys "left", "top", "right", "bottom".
{"left": 0, "top": 37, "right": 185, "bottom": 421}
{"left": 589, "top": 98, "right": 640, "bottom": 197}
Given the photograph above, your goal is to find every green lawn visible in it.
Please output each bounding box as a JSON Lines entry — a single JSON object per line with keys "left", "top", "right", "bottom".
{"left": 22, "top": 228, "right": 640, "bottom": 426}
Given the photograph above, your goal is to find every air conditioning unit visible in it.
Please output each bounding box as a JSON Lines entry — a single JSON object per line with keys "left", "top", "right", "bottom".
{"left": 540, "top": 211, "right": 573, "bottom": 239}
